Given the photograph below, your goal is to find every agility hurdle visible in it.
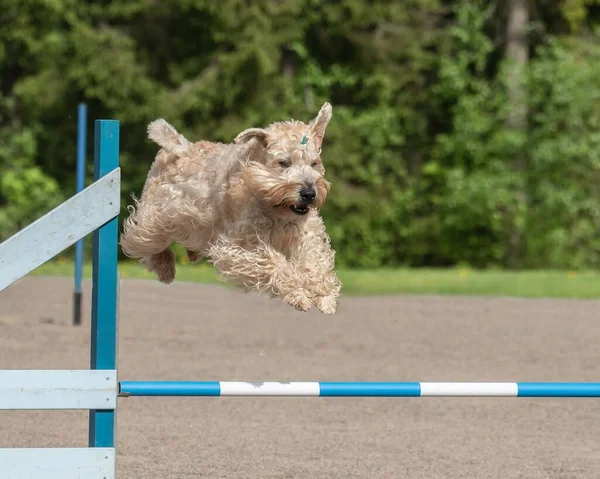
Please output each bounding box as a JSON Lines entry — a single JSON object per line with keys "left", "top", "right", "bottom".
{"left": 0, "top": 119, "right": 120, "bottom": 478}
{"left": 2, "top": 119, "right": 600, "bottom": 478}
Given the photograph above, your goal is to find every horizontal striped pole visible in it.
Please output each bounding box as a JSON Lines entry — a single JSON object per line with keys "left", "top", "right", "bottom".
{"left": 118, "top": 381, "right": 600, "bottom": 398}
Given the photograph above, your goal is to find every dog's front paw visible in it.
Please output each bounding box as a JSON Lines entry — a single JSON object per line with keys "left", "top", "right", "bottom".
{"left": 283, "top": 290, "right": 313, "bottom": 312}
{"left": 315, "top": 294, "right": 338, "bottom": 315}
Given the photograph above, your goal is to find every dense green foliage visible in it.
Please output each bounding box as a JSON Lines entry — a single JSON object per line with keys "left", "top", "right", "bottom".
{"left": 1, "top": 0, "right": 599, "bottom": 269}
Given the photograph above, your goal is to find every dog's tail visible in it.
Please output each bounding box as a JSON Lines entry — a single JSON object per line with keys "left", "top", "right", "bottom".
{"left": 147, "top": 118, "right": 191, "bottom": 156}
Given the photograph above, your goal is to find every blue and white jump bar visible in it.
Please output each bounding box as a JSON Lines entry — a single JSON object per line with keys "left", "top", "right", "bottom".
{"left": 119, "top": 381, "right": 600, "bottom": 397}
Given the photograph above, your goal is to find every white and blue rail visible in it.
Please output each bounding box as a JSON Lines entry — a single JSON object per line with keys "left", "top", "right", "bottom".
{"left": 118, "top": 381, "right": 600, "bottom": 397}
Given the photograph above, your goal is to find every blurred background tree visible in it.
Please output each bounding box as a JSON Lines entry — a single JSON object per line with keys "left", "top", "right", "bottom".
{"left": 1, "top": 0, "right": 599, "bottom": 269}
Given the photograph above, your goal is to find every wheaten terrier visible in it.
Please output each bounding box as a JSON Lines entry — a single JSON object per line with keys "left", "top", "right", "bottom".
{"left": 120, "top": 103, "right": 341, "bottom": 314}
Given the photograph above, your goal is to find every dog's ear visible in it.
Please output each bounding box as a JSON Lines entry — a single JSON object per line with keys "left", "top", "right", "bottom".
{"left": 234, "top": 128, "right": 269, "bottom": 147}
{"left": 235, "top": 128, "right": 270, "bottom": 164}
{"left": 308, "top": 102, "right": 332, "bottom": 148}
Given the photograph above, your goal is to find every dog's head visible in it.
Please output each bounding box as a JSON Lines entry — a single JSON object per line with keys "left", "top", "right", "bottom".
{"left": 235, "top": 102, "right": 332, "bottom": 220}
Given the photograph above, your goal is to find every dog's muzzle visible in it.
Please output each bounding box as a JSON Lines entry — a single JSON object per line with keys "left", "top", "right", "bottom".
{"left": 290, "top": 186, "right": 316, "bottom": 215}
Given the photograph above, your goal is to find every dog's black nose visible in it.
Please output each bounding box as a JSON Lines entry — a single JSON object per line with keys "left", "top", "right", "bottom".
{"left": 300, "top": 186, "right": 316, "bottom": 203}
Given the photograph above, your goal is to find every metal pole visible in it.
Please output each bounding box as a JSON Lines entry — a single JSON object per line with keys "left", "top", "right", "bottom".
{"left": 118, "top": 381, "right": 600, "bottom": 398}
{"left": 73, "top": 103, "right": 87, "bottom": 326}
{"left": 89, "top": 119, "right": 120, "bottom": 449}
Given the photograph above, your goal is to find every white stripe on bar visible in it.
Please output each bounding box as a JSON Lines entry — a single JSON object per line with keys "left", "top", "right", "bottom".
{"left": 0, "top": 370, "right": 117, "bottom": 410}
{"left": 220, "top": 382, "right": 320, "bottom": 396}
{"left": 0, "top": 447, "right": 115, "bottom": 479}
{"left": 420, "top": 382, "right": 518, "bottom": 397}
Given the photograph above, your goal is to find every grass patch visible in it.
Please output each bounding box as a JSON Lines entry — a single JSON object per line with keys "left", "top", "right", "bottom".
{"left": 339, "top": 268, "right": 599, "bottom": 299}
{"left": 29, "top": 259, "right": 600, "bottom": 299}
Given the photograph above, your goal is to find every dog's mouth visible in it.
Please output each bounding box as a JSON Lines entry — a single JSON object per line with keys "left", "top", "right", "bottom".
{"left": 290, "top": 205, "right": 310, "bottom": 216}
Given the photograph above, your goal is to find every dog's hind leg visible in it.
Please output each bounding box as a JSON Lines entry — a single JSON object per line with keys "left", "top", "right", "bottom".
{"left": 186, "top": 249, "right": 204, "bottom": 263}
{"left": 120, "top": 204, "right": 178, "bottom": 284}
{"left": 143, "top": 249, "right": 176, "bottom": 284}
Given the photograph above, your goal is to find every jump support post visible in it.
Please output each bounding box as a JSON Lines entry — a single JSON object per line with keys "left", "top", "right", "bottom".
{"left": 1, "top": 118, "right": 600, "bottom": 479}
{"left": 73, "top": 102, "right": 87, "bottom": 326}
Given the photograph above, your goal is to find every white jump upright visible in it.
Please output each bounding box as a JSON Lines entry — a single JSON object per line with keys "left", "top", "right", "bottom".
{"left": 0, "top": 119, "right": 120, "bottom": 479}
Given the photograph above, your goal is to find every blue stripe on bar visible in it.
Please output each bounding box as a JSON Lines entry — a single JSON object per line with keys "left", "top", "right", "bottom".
{"left": 319, "top": 382, "right": 421, "bottom": 397}
{"left": 119, "top": 381, "right": 221, "bottom": 397}
{"left": 517, "top": 382, "right": 600, "bottom": 397}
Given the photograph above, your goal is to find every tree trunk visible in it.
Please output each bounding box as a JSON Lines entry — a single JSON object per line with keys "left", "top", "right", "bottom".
{"left": 504, "top": 0, "right": 529, "bottom": 268}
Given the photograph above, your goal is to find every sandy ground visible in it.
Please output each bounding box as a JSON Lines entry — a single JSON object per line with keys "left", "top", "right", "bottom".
{"left": 1, "top": 276, "right": 600, "bottom": 478}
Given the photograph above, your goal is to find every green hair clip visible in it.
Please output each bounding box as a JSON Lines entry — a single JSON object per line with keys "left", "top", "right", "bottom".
{"left": 300, "top": 134, "right": 308, "bottom": 145}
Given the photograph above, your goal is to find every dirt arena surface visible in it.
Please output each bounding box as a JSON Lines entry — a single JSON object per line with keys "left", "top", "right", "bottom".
{"left": 1, "top": 276, "right": 600, "bottom": 478}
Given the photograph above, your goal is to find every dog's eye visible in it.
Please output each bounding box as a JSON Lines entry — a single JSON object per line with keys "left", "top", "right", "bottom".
{"left": 278, "top": 160, "right": 291, "bottom": 168}
{"left": 311, "top": 161, "right": 319, "bottom": 167}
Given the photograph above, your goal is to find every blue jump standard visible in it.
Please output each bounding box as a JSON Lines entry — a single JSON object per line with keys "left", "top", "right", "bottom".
{"left": 118, "top": 381, "right": 600, "bottom": 397}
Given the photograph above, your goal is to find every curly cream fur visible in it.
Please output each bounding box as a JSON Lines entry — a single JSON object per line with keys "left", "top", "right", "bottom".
{"left": 120, "top": 103, "right": 341, "bottom": 314}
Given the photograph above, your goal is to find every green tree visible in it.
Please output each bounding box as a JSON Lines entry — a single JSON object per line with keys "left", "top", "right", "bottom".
{"left": 1, "top": 0, "right": 599, "bottom": 270}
